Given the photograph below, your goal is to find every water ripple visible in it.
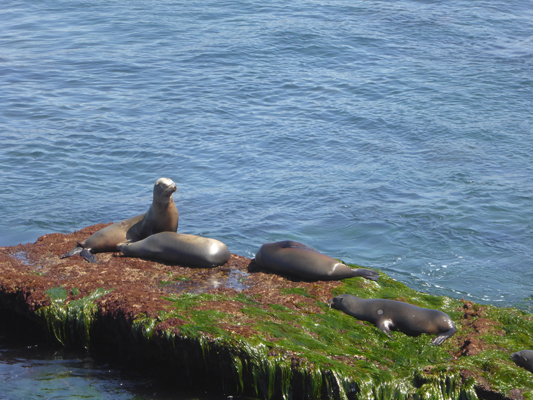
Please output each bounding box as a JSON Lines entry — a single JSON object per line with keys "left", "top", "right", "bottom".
{"left": 1, "top": 0, "right": 532, "bottom": 310}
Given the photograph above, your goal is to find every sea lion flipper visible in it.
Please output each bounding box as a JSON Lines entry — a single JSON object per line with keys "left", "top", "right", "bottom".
{"left": 117, "top": 239, "right": 133, "bottom": 249}
{"left": 430, "top": 335, "right": 445, "bottom": 346}
{"left": 80, "top": 248, "right": 98, "bottom": 264}
{"left": 430, "top": 326, "right": 456, "bottom": 346}
{"left": 352, "top": 268, "right": 379, "bottom": 281}
{"left": 376, "top": 319, "right": 393, "bottom": 336}
{"left": 60, "top": 244, "right": 83, "bottom": 259}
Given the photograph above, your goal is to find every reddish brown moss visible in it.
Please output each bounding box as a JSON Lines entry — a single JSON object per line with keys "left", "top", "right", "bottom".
{"left": 0, "top": 225, "right": 343, "bottom": 337}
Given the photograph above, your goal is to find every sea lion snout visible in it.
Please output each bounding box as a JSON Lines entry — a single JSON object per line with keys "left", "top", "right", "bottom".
{"left": 162, "top": 185, "right": 177, "bottom": 196}
{"left": 328, "top": 296, "right": 344, "bottom": 309}
{"left": 154, "top": 177, "right": 177, "bottom": 197}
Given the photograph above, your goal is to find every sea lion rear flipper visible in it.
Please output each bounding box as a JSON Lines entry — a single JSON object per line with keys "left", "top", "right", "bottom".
{"left": 80, "top": 248, "right": 97, "bottom": 264}
{"left": 60, "top": 244, "right": 83, "bottom": 259}
{"left": 353, "top": 269, "right": 379, "bottom": 281}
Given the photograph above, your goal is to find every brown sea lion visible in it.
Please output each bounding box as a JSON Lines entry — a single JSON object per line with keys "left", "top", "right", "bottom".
{"left": 61, "top": 178, "right": 179, "bottom": 263}
{"left": 254, "top": 241, "right": 379, "bottom": 281}
{"left": 328, "top": 294, "right": 456, "bottom": 345}
{"left": 118, "top": 232, "right": 230, "bottom": 268}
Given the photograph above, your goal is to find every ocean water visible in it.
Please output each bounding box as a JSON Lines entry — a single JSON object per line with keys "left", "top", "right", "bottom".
{"left": 1, "top": 0, "right": 532, "bottom": 397}
{"left": 0, "top": 319, "right": 225, "bottom": 400}
{"left": 0, "top": 341, "right": 218, "bottom": 400}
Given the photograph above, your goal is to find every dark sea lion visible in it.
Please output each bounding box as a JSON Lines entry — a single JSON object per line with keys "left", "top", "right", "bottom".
{"left": 328, "top": 294, "right": 456, "bottom": 345}
{"left": 61, "top": 178, "right": 179, "bottom": 263}
{"left": 511, "top": 350, "right": 533, "bottom": 373}
{"left": 254, "top": 241, "right": 379, "bottom": 281}
{"left": 118, "top": 232, "right": 231, "bottom": 268}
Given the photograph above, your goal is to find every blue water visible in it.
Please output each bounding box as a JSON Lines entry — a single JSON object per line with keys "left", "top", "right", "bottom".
{"left": 1, "top": 0, "right": 532, "bottom": 396}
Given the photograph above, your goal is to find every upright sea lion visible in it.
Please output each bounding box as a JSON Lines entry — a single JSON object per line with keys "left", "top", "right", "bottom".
{"left": 328, "top": 294, "right": 456, "bottom": 345}
{"left": 61, "top": 178, "right": 179, "bottom": 263}
{"left": 511, "top": 350, "right": 533, "bottom": 373}
{"left": 254, "top": 241, "right": 379, "bottom": 281}
{"left": 118, "top": 232, "right": 231, "bottom": 268}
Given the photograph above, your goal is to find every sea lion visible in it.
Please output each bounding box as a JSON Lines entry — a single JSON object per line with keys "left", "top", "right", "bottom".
{"left": 61, "top": 178, "right": 179, "bottom": 263}
{"left": 328, "top": 294, "right": 456, "bottom": 345}
{"left": 511, "top": 350, "right": 533, "bottom": 373}
{"left": 118, "top": 232, "right": 231, "bottom": 268}
{"left": 254, "top": 241, "right": 379, "bottom": 281}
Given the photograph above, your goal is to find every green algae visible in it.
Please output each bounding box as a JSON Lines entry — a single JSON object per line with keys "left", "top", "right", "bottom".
{"left": 37, "top": 287, "right": 112, "bottom": 348}
{"left": 280, "top": 287, "right": 313, "bottom": 298}
{"left": 159, "top": 274, "right": 189, "bottom": 286}
{"left": 411, "top": 370, "right": 478, "bottom": 400}
{"left": 33, "top": 266, "right": 533, "bottom": 399}
{"left": 458, "top": 305, "right": 533, "bottom": 397}
{"left": 45, "top": 286, "right": 68, "bottom": 303}
{"left": 152, "top": 266, "right": 533, "bottom": 399}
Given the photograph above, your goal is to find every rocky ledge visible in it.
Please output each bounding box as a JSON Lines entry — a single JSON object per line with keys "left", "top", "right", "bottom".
{"left": 0, "top": 224, "right": 532, "bottom": 399}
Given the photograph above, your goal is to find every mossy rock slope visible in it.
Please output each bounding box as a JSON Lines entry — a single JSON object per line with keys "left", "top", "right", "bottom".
{"left": 0, "top": 226, "right": 532, "bottom": 399}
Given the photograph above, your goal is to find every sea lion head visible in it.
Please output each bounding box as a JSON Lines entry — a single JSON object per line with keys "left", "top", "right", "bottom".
{"left": 328, "top": 294, "right": 350, "bottom": 310}
{"left": 511, "top": 350, "right": 533, "bottom": 370}
{"left": 328, "top": 294, "right": 365, "bottom": 313}
{"left": 154, "top": 177, "right": 177, "bottom": 199}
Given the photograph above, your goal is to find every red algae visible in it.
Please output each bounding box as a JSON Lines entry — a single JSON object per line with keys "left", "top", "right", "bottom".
{"left": 0, "top": 224, "right": 341, "bottom": 333}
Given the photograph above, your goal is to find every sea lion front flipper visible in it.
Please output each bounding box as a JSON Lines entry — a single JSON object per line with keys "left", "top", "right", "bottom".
{"left": 80, "top": 248, "right": 97, "bottom": 264}
{"left": 352, "top": 268, "right": 379, "bottom": 281}
{"left": 430, "top": 326, "right": 456, "bottom": 346}
{"left": 60, "top": 243, "right": 83, "bottom": 259}
{"left": 376, "top": 319, "right": 393, "bottom": 336}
